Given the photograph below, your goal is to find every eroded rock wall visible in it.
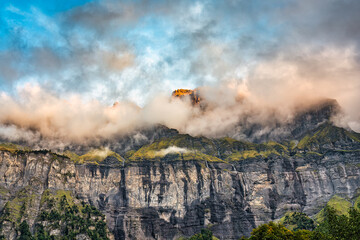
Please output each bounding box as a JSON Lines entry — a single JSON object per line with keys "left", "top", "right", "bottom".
{"left": 1, "top": 150, "right": 360, "bottom": 239}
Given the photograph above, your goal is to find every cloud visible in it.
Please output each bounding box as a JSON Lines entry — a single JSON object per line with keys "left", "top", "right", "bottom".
{"left": 279, "top": 0, "right": 360, "bottom": 49}
{"left": 0, "top": 84, "right": 142, "bottom": 143}
{"left": 154, "top": 146, "right": 190, "bottom": 157}
{"left": 0, "top": 0, "right": 360, "bottom": 148}
{"left": 0, "top": 84, "right": 194, "bottom": 146}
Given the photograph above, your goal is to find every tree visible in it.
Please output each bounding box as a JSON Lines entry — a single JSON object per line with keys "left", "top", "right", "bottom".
{"left": 189, "top": 229, "right": 214, "bottom": 240}
{"left": 283, "top": 212, "right": 315, "bottom": 231}
{"left": 241, "top": 205, "right": 360, "bottom": 240}
{"left": 34, "top": 224, "right": 52, "bottom": 240}
{"left": 18, "top": 221, "right": 33, "bottom": 240}
{"left": 248, "top": 222, "right": 294, "bottom": 240}
{"left": 240, "top": 222, "right": 312, "bottom": 240}
{"left": 314, "top": 205, "right": 360, "bottom": 240}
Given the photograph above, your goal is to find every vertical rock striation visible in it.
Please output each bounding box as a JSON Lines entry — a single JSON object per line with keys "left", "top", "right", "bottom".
{"left": 1, "top": 148, "right": 360, "bottom": 239}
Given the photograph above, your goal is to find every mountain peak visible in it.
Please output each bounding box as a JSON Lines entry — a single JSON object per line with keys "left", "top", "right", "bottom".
{"left": 290, "top": 98, "right": 341, "bottom": 138}
{"left": 172, "top": 88, "right": 201, "bottom": 105}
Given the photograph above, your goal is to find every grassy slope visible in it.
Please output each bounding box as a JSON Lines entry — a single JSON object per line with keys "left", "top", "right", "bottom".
{"left": 127, "top": 134, "right": 222, "bottom": 162}
{"left": 0, "top": 122, "right": 359, "bottom": 163}
{"left": 63, "top": 148, "right": 124, "bottom": 164}
{"left": 0, "top": 187, "right": 37, "bottom": 224}
{"left": 280, "top": 194, "right": 359, "bottom": 228}
{"left": 315, "top": 195, "right": 352, "bottom": 222}
{"left": 296, "top": 123, "right": 360, "bottom": 151}
{"left": 278, "top": 212, "right": 314, "bottom": 231}
{"left": 126, "top": 134, "right": 291, "bottom": 162}
{"left": 36, "top": 189, "right": 108, "bottom": 239}
{"left": 279, "top": 212, "right": 298, "bottom": 231}
{"left": 0, "top": 143, "right": 31, "bottom": 154}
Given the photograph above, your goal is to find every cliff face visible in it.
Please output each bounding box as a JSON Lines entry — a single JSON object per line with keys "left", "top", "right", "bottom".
{"left": 1, "top": 147, "right": 360, "bottom": 239}
{"left": 172, "top": 89, "right": 201, "bottom": 105}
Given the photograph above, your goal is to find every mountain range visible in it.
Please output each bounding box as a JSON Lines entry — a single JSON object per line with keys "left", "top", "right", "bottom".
{"left": 0, "top": 93, "right": 360, "bottom": 239}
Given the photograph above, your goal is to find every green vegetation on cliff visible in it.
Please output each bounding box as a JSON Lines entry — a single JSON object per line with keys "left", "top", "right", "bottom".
{"left": 125, "top": 134, "right": 222, "bottom": 161}
{"left": 279, "top": 212, "right": 315, "bottom": 231}
{"left": 216, "top": 137, "right": 288, "bottom": 160}
{"left": 0, "top": 187, "right": 37, "bottom": 224}
{"left": 0, "top": 143, "right": 31, "bottom": 154}
{"left": 240, "top": 221, "right": 312, "bottom": 240}
{"left": 0, "top": 189, "right": 110, "bottom": 239}
{"left": 315, "top": 195, "right": 352, "bottom": 222}
{"left": 18, "top": 221, "right": 32, "bottom": 240}
{"left": 125, "top": 134, "right": 290, "bottom": 162}
{"left": 296, "top": 123, "right": 360, "bottom": 151}
{"left": 36, "top": 190, "right": 108, "bottom": 239}
{"left": 354, "top": 195, "right": 360, "bottom": 210}
{"left": 179, "top": 228, "right": 219, "bottom": 240}
{"left": 63, "top": 148, "right": 124, "bottom": 164}
{"left": 1, "top": 122, "right": 359, "bottom": 164}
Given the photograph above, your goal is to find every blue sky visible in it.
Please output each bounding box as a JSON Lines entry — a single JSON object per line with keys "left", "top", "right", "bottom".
{"left": 0, "top": 0, "right": 288, "bottom": 104}
{"left": 0, "top": 0, "right": 360, "bottom": 106}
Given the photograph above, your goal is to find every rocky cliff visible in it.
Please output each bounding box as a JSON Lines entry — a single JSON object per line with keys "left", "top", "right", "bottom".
{"left": 0, "top": 120, "right": 359, "bottom": 239}
{"left": 171, "top": 89, "right": 201, "bottom": 105}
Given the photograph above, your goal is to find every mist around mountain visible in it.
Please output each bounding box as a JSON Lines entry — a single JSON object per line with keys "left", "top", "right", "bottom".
{"left": 1, "top": 94, "right": 358, "bottom": 169}
{"left": 0, "top": 87, "right": 351, "bottom": 154}
{"left": 0, "top": 93, "right": 360, "bottom": 239}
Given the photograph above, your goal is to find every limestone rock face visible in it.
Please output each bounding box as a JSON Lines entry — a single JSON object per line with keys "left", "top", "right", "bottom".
{"left": 1, "top": 148, "right": 360, "bottom": 239}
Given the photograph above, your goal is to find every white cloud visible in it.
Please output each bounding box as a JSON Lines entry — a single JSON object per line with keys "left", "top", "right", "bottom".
{"left": 154, "top": 146, "right": 190, "bottom": 156}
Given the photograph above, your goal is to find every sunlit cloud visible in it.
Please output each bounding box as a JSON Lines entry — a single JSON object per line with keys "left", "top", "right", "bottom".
{"left": 0, "top": 0, "right": 359, "bottom": 147}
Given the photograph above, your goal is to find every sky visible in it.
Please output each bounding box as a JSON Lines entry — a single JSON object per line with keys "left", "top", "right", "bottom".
{"left": 0, "top": 0, "right": 360, "bottom": 145}
{"left": 0, "top": 0, "right": 308, "bottom": 104}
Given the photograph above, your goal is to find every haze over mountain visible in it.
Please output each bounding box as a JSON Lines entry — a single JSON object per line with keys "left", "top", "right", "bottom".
{"left": 1, "top": 0, "right": 360, "bottom": 240}
{"left": 0, "top": 87, "right": 346, "bottom": 153}
{"left": 1, "top": 90, "right": 360, "bottom": 239}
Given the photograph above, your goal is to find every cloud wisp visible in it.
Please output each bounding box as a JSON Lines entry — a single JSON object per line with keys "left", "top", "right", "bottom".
{"left": 154, "top": 146, "right": 190, "bottom": 157}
